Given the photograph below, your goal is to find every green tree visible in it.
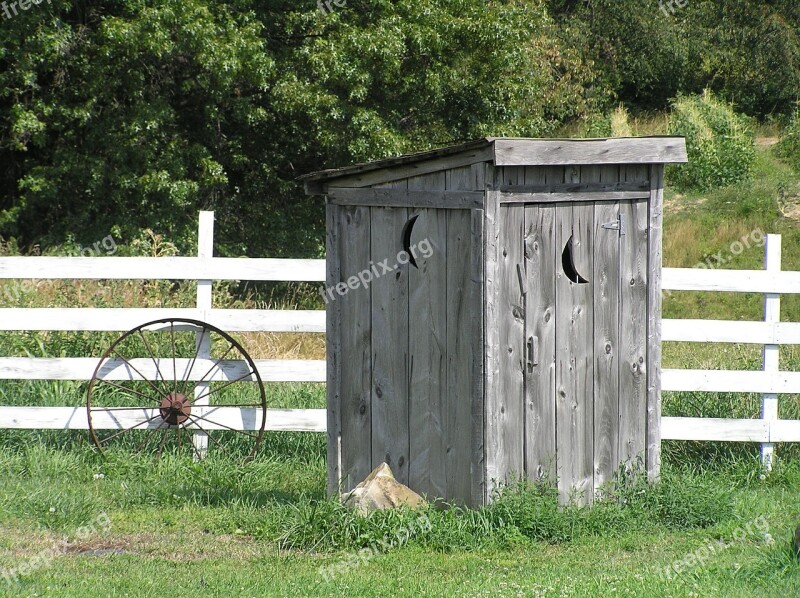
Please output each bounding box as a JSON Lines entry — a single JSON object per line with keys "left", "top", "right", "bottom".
{"left": 0, "top": 0, "right": 605, "bottom": 257}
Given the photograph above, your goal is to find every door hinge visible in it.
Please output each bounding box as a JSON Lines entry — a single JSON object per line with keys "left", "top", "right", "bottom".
{"left": 601, "top": 214, "right": 625, "bottom": 235}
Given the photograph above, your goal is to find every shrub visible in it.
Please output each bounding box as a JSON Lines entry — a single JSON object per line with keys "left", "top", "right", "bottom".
{"left": 667, "top": 91, "right": 756, "bottom": 191}
{"left": 777, "top": 105, "right": 800, "bottom": 171}
{"left": 582, "top": 105, "right": 632, "bottom": 138}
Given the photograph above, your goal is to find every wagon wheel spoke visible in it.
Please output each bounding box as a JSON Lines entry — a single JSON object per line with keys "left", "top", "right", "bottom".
{"left": 134, "top": 418, "right": 168, "bottom": 454}
{"left": 185, "top": 415, "right": 236, "bottom": 460}
{"left": 137, "top": 329, "right": 169, "bottom": 393}
{"left": 187, "top": 411, "right": 258, "bottom": 439}
{"left": 108, "top": 349, "right": 167, "bottom": 398}
{"left": 96, "top": 414, "right": 162, "bottom": 445}
{"left": 191, "top": 370, "right": 256, "bottom": 404}
{"left": 178, "top": 327, "right": 207, "bottom": 398}
{"left": 92, "top": 380, "right": 160, "bottom": 404}
{"left": 170, "top": 322, "right": 178, "bottom": 395}
{"left": 184, "top": 342, "right": 237, "bottom": 394}
{"left": 87, "top": 318, "right": 267, "bottom": 464}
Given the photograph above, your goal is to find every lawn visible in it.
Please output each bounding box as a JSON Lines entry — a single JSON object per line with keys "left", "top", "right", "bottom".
{"left": 2, "top": 143, "right": 800, "bottom": 597}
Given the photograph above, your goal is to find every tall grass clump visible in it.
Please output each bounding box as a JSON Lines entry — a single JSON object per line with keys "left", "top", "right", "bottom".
{"left": 272, "top": 467, "right": 735, "bottom": 553}
{"left": 583, "top": 104, "right": 632, "bottom": 138}
{"left": 776, "top": 104, "right": 800, "bottom": 172}
{"left": 667, "top": 90, "right": 756, "bottom": 191}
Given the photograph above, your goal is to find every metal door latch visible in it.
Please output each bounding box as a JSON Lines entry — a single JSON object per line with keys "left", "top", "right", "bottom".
{"left": 601, "top": 214, "right": 625, "bottom": 235}
{"left": 527, "top": 336, "right": 539, "bottom": 371}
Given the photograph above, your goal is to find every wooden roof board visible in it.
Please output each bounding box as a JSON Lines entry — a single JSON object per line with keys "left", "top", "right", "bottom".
{"left": 301, "top": 137, "right": 687, "bottom": 194}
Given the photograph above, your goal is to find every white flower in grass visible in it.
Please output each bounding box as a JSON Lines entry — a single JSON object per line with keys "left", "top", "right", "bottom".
{"left": 49, "top": 506, "right": 56, "bottom": 513}
{"left": 93, "top": 473, "right": 105, "bottom": 480}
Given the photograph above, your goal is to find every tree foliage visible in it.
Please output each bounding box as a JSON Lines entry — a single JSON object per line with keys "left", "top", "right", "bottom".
{"left": 0, "top": 1, "right": 797, "bottom": 255}
{"left": 0, "top": 0, "right": 604, "bottom": 256}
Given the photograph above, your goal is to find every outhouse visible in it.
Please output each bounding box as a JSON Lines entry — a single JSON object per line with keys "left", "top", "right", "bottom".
{"left": 301, "top": 137, "right": 688, "bottom": 506}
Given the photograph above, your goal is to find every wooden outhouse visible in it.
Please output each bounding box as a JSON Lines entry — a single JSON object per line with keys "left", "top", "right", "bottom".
{"left": 302, "top": 137, "right": 687, "bottom": 506}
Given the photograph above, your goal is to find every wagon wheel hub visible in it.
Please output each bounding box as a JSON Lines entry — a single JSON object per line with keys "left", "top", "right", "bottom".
{"left": 159, "top": 393, "right": 192, "bottom": 426}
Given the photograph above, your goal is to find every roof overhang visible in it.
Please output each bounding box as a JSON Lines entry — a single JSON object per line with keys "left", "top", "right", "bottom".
{"left": 301, "top": 136, "right": 688, "bottom": 195}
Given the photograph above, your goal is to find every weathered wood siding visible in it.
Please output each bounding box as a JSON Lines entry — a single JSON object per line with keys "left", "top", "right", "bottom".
{"left": 330, "top": 165, "right": 485, "bottom": 504}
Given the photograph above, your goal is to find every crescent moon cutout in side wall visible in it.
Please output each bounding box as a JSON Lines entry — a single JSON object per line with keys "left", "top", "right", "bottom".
{"left": 402, "top": 214, "right": 420, "bottom": 269}
{"left": 562, "top": 235, "right": 588, "bottom": 284}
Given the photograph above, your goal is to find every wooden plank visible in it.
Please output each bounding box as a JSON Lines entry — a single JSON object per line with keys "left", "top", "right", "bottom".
{"left": 0, "top": 257, "right": 326, "bottom": 282}
{"left": 494, "top": 171, "right": 526, "bottom": 488}
{"left": 646, "top": 165, "right": 663, "bottom": 481}
{"left": 555, "top": 169, "right": 595, "bottom": 504}
{"left": 483, "top": 177, "right": 502, "bottom": 500}
{"left": 407, "top": 172, "right": 447, "bottom": 500}
{"left": 194, "top": 211, "right": 214, "bottom": 458}
{"left": 662, "top": 369, "right": 800, "bottom": 393}
{"left": 768, "top": 420, "right": 800, "bottom": 442}
{"left": 498, "top": 191, "right": 649, "bottom": 204}
{"left": 0, "top": 406, "right": 326, "bottom": 432}
{"left": 445, "top": 166, "right": 480, "bottom": 505}
{"left": 326, "top": 203, "right": 344, "bottom": 495}
{"left": 323, "top": 148, "right": 493, "bottom": 190}
{"left": 661, "top": 319, "right": 800, "bottom": 344}
{"left": 0, "top": 357, "right": 326, "bottom": 382}
{"left": 499, "top": 181, "right": 649, "bottom": 194}
{"left": 591, "top": 166, "right": 620, "bottom": 495}
{"left": 523, "top": 171, "right": 557, "bottom": 484}
{"left": 661, "top": 417, "right": 770, "bottom": 442}
{"left": 762, "top": 234, "right": 781, "bottom": 470}
{"left": 469, "top": 200, "right": 486, "bottom": 506}
{"left": 619, "top": 195, "right": 649, "bottom": 471}
{"left": 662, "top": 268, "right": 800, "bottom": 294}
{"left": 370, "top": 182, "right": 410, "bottom": 485}
{"left": 302, "top": 141, "right": 492, "bottom": 188}
{"left": 0, "top": 308, "right": 326, "bottom": 332}
{"left": 337, "top": 205, "right": 373, "bottom": 492}
{"left": 492, "top": 137, "right": 688, "bottom": 166}
{"left": 326, "top": 188, "right": 483, "bottom": 209}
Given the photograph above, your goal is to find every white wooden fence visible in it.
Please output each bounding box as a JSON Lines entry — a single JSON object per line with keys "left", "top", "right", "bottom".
{"left": 0, "top": 214, "right": 798, "bottom": 467}
{"left": 661, "top": 234, "right": 800, "bottom": 468}
{"left": 0, "top": 212, "right": 327, "bottom": 434}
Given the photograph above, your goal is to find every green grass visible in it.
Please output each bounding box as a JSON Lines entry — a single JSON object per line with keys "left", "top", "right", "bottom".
{"left": 0, "top": 440, "right": 799, "bottom": 597}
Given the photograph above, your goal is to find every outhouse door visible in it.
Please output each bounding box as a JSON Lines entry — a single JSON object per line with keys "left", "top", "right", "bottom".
{"left": 498, "top": 199, "right": 649, "bottom": 502}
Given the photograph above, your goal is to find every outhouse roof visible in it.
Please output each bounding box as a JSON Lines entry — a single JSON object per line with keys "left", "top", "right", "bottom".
{"left": 300, "top": 137, "right": 687, "bottom": 192}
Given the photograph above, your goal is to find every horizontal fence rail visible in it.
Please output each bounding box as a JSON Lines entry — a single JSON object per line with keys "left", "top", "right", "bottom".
{"left": 0, "top": 256, "right": 325, "bottom": 282}
{"left": 0, "top": 308, "right": 326, "bottom": 333}
{"left": 1, "top": 406, "right": 326, "bottom": 432}
{"left": 0, "top": 216, "right": 797, "bottom": 469}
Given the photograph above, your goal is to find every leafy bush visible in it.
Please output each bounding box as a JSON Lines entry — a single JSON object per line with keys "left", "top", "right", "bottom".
{"left": 667, "top": 91, "right": 756, "bottom": 191}
{"left": 582, "top": 105, "right": 632, "bottom": 138}
{"left": 777, "top": 106, "right": 800, "bottom": 171}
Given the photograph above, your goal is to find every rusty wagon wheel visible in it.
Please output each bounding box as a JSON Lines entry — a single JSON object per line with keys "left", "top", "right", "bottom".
{"left": 86, "top": 318, "right": 267, "bottom": 463}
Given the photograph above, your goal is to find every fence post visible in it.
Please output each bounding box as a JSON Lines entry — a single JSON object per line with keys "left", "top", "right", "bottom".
{"left": 761, "top": 234, "right": 781, "bottom": 470}
{"left": 193, "top": 211, "right": 214, "bottom": 460}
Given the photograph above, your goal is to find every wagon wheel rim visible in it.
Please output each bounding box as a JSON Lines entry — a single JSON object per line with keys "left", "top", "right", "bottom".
{"left": 86, "top": 318, "right": 267, "bottom": 463}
